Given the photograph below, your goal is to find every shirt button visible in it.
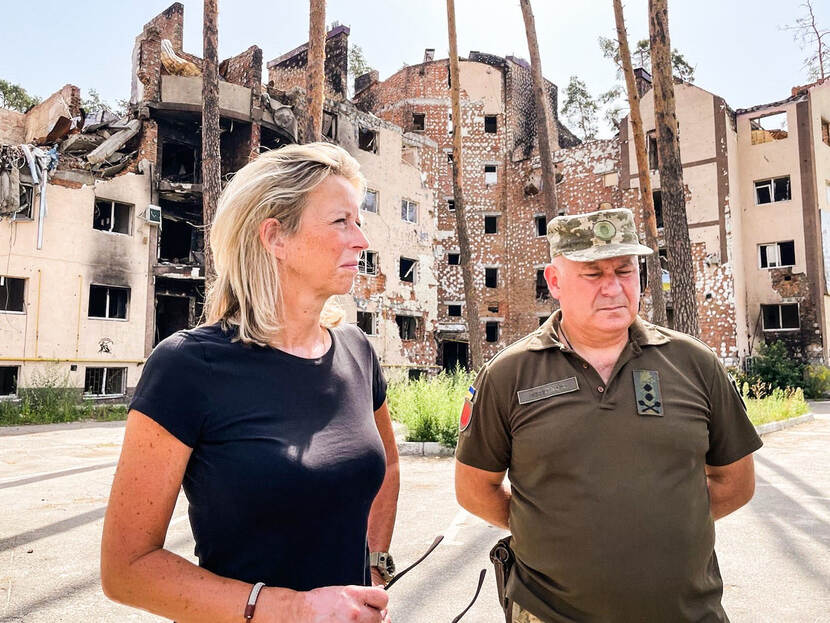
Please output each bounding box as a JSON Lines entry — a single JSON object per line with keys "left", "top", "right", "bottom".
{"left": 597, "top": 386, "right": 605, "bottom": 393}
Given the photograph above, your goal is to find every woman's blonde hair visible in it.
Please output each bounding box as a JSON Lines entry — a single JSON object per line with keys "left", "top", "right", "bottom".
{"left": 205, "top": 142, "right": 366, "bottom": 346}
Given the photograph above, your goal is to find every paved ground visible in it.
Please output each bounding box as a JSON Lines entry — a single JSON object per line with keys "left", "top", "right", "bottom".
{"left": 0, "top": 412, "right": 828, "bottom": 622}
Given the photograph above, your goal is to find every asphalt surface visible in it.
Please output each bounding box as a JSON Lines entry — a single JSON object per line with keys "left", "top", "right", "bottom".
{"left": 0, "top": 411, "right": 828, "bottom": 622}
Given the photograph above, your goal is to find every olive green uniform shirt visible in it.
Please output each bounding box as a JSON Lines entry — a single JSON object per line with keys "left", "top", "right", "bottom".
{"left": 456, "top": 311, "right": 762, "bottom": 623}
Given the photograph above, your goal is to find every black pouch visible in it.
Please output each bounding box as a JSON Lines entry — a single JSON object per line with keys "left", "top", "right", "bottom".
{"left": 489, "top": 536, "right": 515, "bottom": 623}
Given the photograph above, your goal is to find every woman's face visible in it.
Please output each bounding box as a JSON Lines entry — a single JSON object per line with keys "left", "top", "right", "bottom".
{"left": 279, "top": 174, "right": 369, "bottom": 299}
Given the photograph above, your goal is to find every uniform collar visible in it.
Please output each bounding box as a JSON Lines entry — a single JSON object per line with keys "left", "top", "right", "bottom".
{"left": 527, "top": 309, "right": 670, "bottom": 352}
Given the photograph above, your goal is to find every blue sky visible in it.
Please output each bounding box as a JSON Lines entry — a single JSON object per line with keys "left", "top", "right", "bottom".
{"left": 1, "top": 0, "right": 826, "bottom": 136}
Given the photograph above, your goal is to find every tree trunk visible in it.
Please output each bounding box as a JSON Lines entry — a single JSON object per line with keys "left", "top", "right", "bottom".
{"left": 648, "top": 0, "right": 699, "bottom": 336}
{"left": 614, "top": 0, "right": 667, "bottom": 327}
{"left": 307, "top": 0, "right": 326, "bottom": 142}
{"left": 201, "top": 0, "right": 220, "bottom": 285}
{"left": 447, "top": 0, "right": 483, "bottom": 370}
{"left": 519, "top": 0, "right": 558, "bottom": 222}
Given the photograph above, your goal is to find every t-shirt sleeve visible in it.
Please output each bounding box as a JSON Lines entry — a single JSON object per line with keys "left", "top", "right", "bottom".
{"left": 129, "top": 332, "right": 212, "bottom": 448}
{"left": 455, "top": 363, "right": 512, "bottom": 472}
{"left": 370, "top": 342, "right": 387, "bottom": 411}
{"left": 705, "top": 355, "right": 763, "bottom": 466}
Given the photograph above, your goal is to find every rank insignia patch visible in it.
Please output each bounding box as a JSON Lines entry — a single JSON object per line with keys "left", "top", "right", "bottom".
{"left": 459, "top": 386, "right": 476, "bottom": 431}
{"left": 633, "top": 370, "right": 663, "bottom": 416}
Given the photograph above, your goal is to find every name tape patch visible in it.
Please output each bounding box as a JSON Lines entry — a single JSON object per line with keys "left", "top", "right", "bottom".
{"left": 517, "top": 377, "right": 579, "bottom": 404}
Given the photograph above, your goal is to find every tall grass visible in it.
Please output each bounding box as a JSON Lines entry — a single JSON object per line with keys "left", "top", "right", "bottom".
{"left": 740, "top": 381, "right": 809, "bottom": 426}
{"left": 0, "top": 365, "right": 127, "bottom": 427}
{"left": 386, "top": 369, "right": 476, "bottom": 448}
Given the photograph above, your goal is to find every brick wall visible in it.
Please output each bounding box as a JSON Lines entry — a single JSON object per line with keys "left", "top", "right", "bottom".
{"left": 267, "top": 26, "right": 350, "bottom": 100}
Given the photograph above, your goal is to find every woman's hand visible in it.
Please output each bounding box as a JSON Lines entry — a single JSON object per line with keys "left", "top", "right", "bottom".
{"left": 297, "top": 585, "right": 389, "bottom": 622}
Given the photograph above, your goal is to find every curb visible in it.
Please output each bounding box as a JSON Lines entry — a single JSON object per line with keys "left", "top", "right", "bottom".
{"left": 754, "top": 412, "right": 814, "bottom": 436}
{"left": 397, "top": 441, "right": 455, "bottom": 457}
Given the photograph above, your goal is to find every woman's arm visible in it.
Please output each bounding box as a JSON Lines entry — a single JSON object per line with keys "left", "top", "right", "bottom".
{"left": 367, "top": 401, "right": 400, "bottom": 585}
{"left": 102, "top": 410, "right": 388, "bottom": 623}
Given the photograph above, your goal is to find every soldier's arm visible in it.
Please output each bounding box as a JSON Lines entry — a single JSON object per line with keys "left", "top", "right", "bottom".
{"left": 455, "top": 460, "right": 510, "bottom": 530}
{"left": 705, "top": 454, "right": 756, "bottom": 520}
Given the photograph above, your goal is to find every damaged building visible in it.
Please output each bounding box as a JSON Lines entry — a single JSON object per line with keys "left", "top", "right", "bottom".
{"left": 3, "top": 3, "right": 830, "bottom": 404}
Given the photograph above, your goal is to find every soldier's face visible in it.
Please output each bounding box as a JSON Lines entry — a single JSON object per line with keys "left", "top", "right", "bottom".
{"left": 545, "top": 255, "right": 640, "bottom": 337}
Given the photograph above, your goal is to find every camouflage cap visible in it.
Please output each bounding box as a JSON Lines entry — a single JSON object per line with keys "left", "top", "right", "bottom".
{"left": 547, "top": 208, "right": 653, "bottom": 262}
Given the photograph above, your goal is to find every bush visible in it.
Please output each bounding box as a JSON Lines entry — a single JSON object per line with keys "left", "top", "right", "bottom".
{"left": 802, "top": 364, "right": 830, "bottom": 399}
{"left": 386, "top": 368, "right": 475, "bottom": 449}
{"left": 747, "top": 341, "right": 804, "bottom": 392}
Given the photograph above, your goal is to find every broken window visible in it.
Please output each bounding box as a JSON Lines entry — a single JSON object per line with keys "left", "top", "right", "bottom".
{"left": 359, "top": 250, "right": 378, "bottom": 275}
{"left": 93, "top": 199, "right": 132, "bottom": 235}
{"left": 447, "top": 252, "right": 460, "bottom": 265}
{"left": 412, "top": 113, "right": 425, "bottom": 132}
{"left": 750, "top": 111, "right": 788, "bottom": 145}
{"left": 401, "top": 199, "right": 418, "bottom": 223}
{"left": 484, "top": 215, "right": 499, "bottom": 234}
{"left": 485, "top": 267, "right": 498, "bottom": 288}
{"left": 755, "top": 177, "right": 791, "bottom": 204}
{"left": 161, "top": 141, "right": 200, "bottom": 183}
{"left": 16, "top": 180, "right": 34, "bottom": 220}
{"left": 487, "top": 303, "right": 499, "bottom": 313}
{"left": 485, "top": 321, "right": 500, "bottom": 343}
{"left": 448, "top": 304, "right": 462, "bottom": 317}
{"left": 647, "top": 132, "right": 659, "bottom": 170}
{"left": 408, "top": 368, "right": 425, "bottom": 381}
{"left": 653, "top": 190, "right": 664, "bottom": 227}
{"left": 484, "top": 115, "right": 498, "bottom": 133}
{"left": 535, "top": 269, "right": 549, "bottom": 300}
{"left": 356, "top": 311, "right": 376, "bottom": 335}
{"left": 396, "top": 315, "right": 418, "bottom": 340}
{"left": 535, "top": 215, "right": 546, "bottom": 237}
{"left": 822, "top": 119, "right": 830, "bottom": 147}
{"left": 362, "top": 189, "right": 379, "bottom": 214}
{"left": 484, "top": 164, "right": 498, "bottom": 185}
{"left": 447, "top": 199, "right": 455, "bottom": 211}
{"left": 759, "top": 241, "right": 796, "bottom": 268}
{"left": 358, "top": 128, "right": 378, "bottom": 153}
{"left": 322, "top": 110, "right": 338, "bottom": 141}
{"left": 84, "top": 367, "right": 126, "bottom": 396}
{"left": 0, "top": 366, "right": 18, "bottom": 396}
{"left": 447, "top": 112, "right": 453, "bottom": 135}
{"left": 159, "top": 216, "right": 202, "bottom": 264}
{"left": 761, "top": 303, "right": 799, "bottom": 331}
{"left": 89, "top": 285, "right": 129, "bottom": 320}
{"left": 0, "top": 276, "right": 25, "bottom": 313}
{"left": 399, "top": 257, "right": 417, "bottom": 283}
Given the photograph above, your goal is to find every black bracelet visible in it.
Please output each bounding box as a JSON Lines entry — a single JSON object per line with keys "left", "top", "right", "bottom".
{"left": 244, "top": 582, "right": 266, "bottom": 620}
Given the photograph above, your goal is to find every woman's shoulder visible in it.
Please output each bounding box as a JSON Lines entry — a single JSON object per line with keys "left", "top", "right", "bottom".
{"left": 331, "top": 322, "right": 370, "bottom": 348}
{"left": 149, "top": 323, "right": 229, "bottom": 368}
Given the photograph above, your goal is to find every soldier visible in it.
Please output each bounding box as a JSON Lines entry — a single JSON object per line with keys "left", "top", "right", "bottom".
{"left": 455, "top": 208, "right": 761, "bottom": 622}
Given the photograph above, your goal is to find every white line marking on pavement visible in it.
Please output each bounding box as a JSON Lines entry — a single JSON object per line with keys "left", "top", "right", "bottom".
{"left": 0, "top": 462, "right": 116, "bottom": 484}
{"left": 443, "top": 509, "right": 470, "bottom": 545}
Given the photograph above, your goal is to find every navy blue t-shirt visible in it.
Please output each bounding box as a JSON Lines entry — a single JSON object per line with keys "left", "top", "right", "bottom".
{"left": 130, "top": 322, "right": 387, "bottom": 590}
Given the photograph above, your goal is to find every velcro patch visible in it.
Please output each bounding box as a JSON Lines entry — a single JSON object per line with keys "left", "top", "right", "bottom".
{"left": 459, "top": 399, "right": 473, "bottom": 431}
{"left": 633, "top": 369, "right": 663, "bottom": 416}
{"left": 517, "top": 377, "right": 579, "bottom": 405}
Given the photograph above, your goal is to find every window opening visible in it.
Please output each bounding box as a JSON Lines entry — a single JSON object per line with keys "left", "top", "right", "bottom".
{"left": 750, "top": 111, "right": 788, "bottom": 145}
{"left": 484, "top": 115, "right": 497, "bottom": 133}
{"left": 399, "top": 257, "right": 417, "bottom": 283}
{"left": 759, "top": 241, "right": 796, "bottom": 269}
{"left": 356, "top": 311, "right": 376, "bottom": 335}
{"left": 0, "top": 276, "right": 25, "bottom": 312}
{"left": 93, "top": 199, "right": 132, "bottom": 234}
{"left": 485, "top": 267, "right": 498, "bottom": 288}
{"left": 359, "top": 250, "right": 378, "bottom": 275}
{"left": 358, "top": 128, "right": 378, "bottom": 152}
{"left": 485, "top": 322, "right": 499, "bottom": 343}
{"left": 362, "top": 189, "right": 378, "bottom": 213}
{"left": 89, "top": 285, "right": 129, "bottom": 319}
{"left": 484, "top": 215, "right": 499, "bottom": 234}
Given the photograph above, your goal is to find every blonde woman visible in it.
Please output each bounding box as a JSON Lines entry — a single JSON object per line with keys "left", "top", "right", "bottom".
{"left": 101, "top": 143, "right": 399, "bottom": 623}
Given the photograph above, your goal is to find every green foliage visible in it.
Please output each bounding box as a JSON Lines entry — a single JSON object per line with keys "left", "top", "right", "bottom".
{"left": 386, "top": 368, "right": 476, "bottom": 448}
{"left": 740, "top": 383, "right": 809, "bottom": 426}
{"left": 802, "top": 364, "right": 830, "bottom": 399}
{"left": 561, "top": 76, "right": 599, "bottom": 140}
{"left": 0, "top": 79, "right": 41, "bottom": 112}
{"left": 0, "top": 365, "right": 127, "bottom": 427}
{"left": 749, "top": 341, "right": 804, "bottom": 392}
{"left": 81, "top": 89, "right": 127, "bottom": 116}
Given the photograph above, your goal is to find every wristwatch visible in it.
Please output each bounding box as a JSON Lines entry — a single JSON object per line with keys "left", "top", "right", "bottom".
{"left": 369, "top": 551, "right": 396, "bottom": 582}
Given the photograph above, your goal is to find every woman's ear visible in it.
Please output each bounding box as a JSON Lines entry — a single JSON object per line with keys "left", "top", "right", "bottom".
{"left": 259, "top": 218, "right": 286, "bottom": 260}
